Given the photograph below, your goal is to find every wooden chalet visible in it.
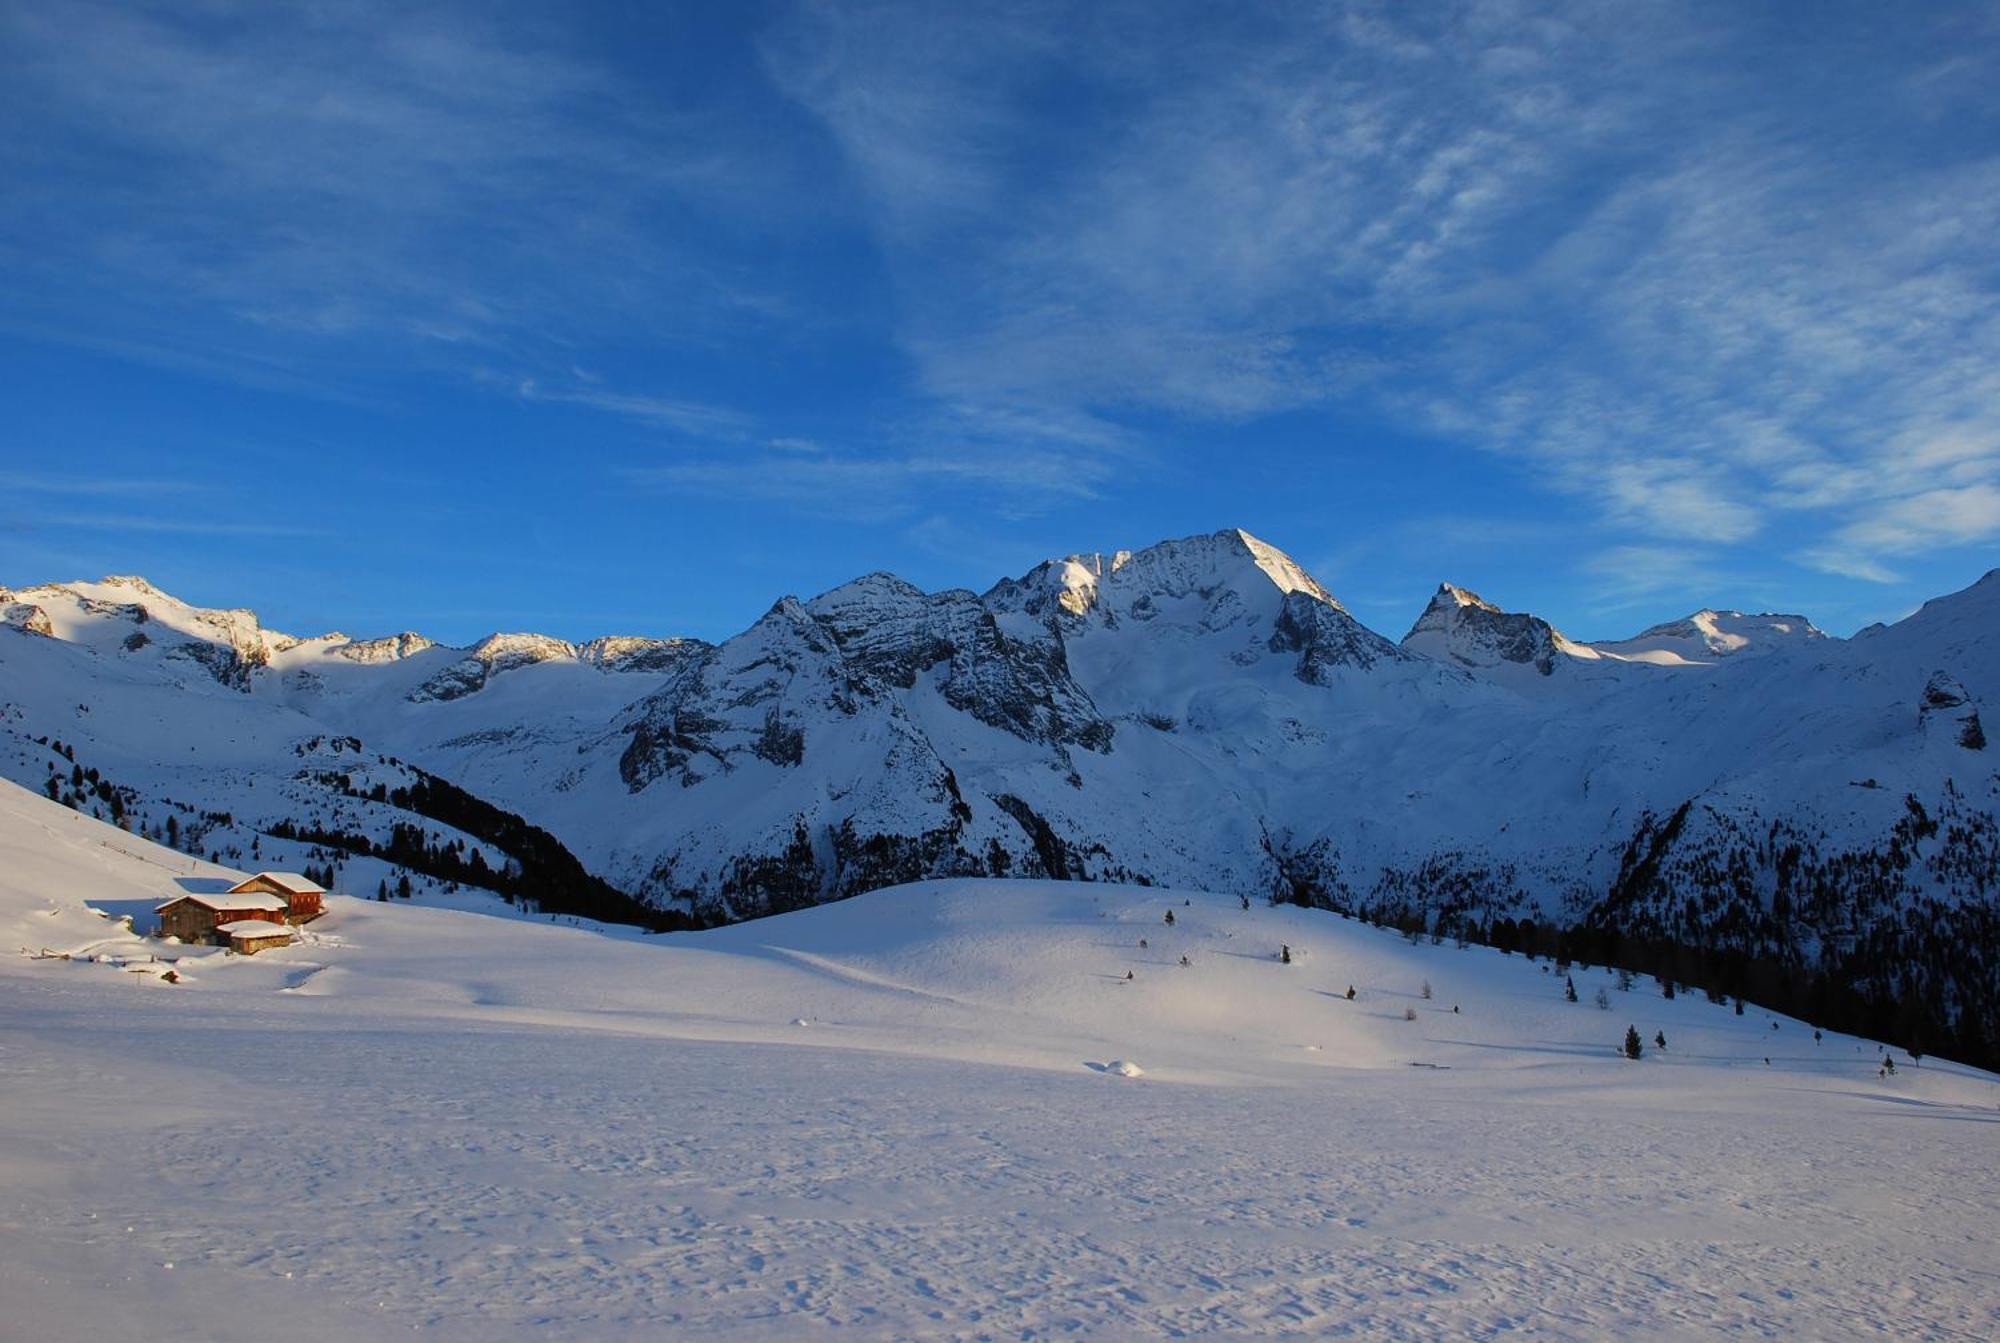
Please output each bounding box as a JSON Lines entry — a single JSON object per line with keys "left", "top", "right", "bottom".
{"left": 226, "top": 871, "right": 326, "bottom": 924}
{"left": 218, "top": 919, "right": 295, "bottom": 955}
{"left": 155, "top": 890, "right": 288, "bottom": 945}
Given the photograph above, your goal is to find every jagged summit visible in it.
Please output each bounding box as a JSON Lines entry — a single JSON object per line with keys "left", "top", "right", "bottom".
{"left": 1431, "top": 582, "right": 1493, "bottom": 611}
{"left": 1400, "top": 583, "right": 1592, "bottom": 679}
{"left": 1098, "top": 528, "right": 1335, "bottom": 608}
{"left": 986, "top": 529, "right": 1338, "bottom": 626}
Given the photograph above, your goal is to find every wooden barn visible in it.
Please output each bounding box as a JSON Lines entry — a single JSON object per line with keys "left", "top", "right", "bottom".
{"left": 226, "top": 871, "right": 326, "bottom": 924}
{"left": 155, "top": 890, "right": 288, "bottom": 945}
{"left": 219, "top": 919, "right": 294, "bottom": 955}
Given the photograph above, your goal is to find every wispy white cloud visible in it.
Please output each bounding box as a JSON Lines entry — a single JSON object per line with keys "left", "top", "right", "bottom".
{"left": 26, "top": 513, "right": 332, "bottom": 539}
{"left": 763, "top": 1, "right": 2000, "bottom": 579}
{"left": 11, "top": 0, "right": 1998, "bottom": 606}
{"left": 1803, "top": 482, "right": 2000, "bottom": 584}
{"left": 1798, "top": 549, "right": 1905, "bottom": 586}
{"left": 516, "top": 380, "right": 753, "bottom": 440}
{"left": 0, "top": 1, "right": 803, "bottom": 390}
{"left": 624, "top": 442, "right": 1112, "bottom": 524}
{"left": 1581, "top": 544, "right": 1734, "bottom": 612}
{"left": 9, "top": 475, "right": 206, "bottom": 498}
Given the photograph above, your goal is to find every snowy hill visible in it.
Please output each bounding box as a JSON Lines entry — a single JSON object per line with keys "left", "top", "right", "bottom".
{"left": 2, "top": 536, "right": 1996, "bottom": 1065}
{"left": 4, "top": 779, "right": 1997, "bottom": 1341}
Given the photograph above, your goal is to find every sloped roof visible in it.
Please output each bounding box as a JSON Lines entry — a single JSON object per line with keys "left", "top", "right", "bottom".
{"left": 156, "top": 891, "right": 289, "bottom": 914}
{"left": 228, "top": 871, "right": 325, "bottom": 895}
{"left": 219, "top": 919, "right": 293, "bottom": 940}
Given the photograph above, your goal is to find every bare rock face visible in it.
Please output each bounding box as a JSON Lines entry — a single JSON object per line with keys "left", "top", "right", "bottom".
{"left": 1, "top": 601, "right": 54, "bottom": 638}
{"left": 1920, "top": 671, "right": 1986, "bottom": 750}
{"left": 336, "top": 632, "right": 436, "bottom": 664}
{"left": 1271, "top": 590, "right": 1408, "bottom": 681}
{"left": 576, "top": 636, "right": 707, "bottom": 675}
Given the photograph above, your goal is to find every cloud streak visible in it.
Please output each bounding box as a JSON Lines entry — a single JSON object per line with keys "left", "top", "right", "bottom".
{"left": 0, "top": 1, "right": 807, "bottom": 392}
{"left": 764, "top": 1, "right": 2000, "bottom": 581}
{"left": 9, "top": 1, "right": 1998, "bottom": 618}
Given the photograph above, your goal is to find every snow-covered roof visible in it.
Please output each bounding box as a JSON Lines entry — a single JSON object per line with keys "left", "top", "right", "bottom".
{"left": 229, "top": 871, "right": 325, "bottom": 895}
{"left": 157, "top": 891, "right": 290, "bottom": 913}
{"left": 219, "top": 919, "right": 292, "bottom": 940}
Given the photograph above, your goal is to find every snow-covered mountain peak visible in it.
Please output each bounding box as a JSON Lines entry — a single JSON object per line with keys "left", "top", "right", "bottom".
{"left": 8, "top": 574, "right": 313, "bottom": 687}
{"left": 805, "top": 571, "right": 935, "bottom": 624}
{"left": 981, "top": 556, "right": 1104, "bottom": 621}
{"left": 1400, "top": 583, "right": 1593, "bottom": 680}
{"left": 1100, "top": 528, "right": 1335, "bottom": 609}
{"left": 983, "top": 531, "right": 1337, "bottom": 632}
{"left": 1431, "top": 582, "right": 1500, "bottom": 613}
{"left": 1231, "top": 528, "right": 1337, "bottom": 602}
{"left": 1594, "top": 609, "right": 1827, "bottom": 665}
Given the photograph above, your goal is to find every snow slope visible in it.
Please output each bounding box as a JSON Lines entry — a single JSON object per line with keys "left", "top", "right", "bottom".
{"left": 4, "top": 780, "right": 1996, "bottom": 1341}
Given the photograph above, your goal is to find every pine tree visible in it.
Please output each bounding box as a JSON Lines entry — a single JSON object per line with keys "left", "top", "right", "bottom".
{"left": 1565, "top": 975, "right": 1578, "bottom": 1003}
{"left": 376, "top": 880, "right": 389, "bottom": 902}
{"left": 1624, "top": 1026, "right": 1644, "bottom": 1060}
{"left": 1655, "top": 1030, "right": 1667, "bottom": 1050}
{"left": 1163, "top": 910, "right": 1175, "bottom": 927}
{"left": 1280, "top": 944, "right": 1291, "bottom": 964}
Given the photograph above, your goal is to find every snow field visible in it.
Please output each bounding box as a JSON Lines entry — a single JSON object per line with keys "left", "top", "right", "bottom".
{"left": 3, "top": 780, "right": 1997, "bottom": 1339}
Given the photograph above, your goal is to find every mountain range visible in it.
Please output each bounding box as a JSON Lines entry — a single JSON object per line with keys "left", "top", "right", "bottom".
{"left": 3, "top": 528, "right": 1994, "bottom": 1061}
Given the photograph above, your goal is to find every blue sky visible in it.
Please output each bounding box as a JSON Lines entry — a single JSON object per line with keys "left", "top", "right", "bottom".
{"left": 3, "top": 1, "right": 1997, "bottom": 645}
